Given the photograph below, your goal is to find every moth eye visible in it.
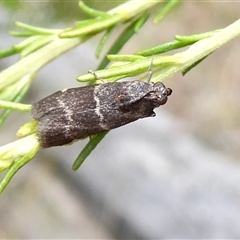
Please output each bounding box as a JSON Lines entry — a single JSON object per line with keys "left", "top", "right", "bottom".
{"left": 160, "top": 87, "right": 172, "bottom": 97}
{"left": 162, "top": 90, "right": 168, "bottom": 96}
{"left": 158, "top": 87, "right": 167, "bottom": 98}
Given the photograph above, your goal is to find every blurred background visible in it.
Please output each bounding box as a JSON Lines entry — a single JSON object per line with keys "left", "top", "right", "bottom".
{"left": 0, "top": 1, "right": 240, "bottom": 238}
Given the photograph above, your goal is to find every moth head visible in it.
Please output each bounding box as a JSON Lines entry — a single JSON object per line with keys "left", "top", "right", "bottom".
{"left": 150, "top": 82, "right": 172, "bottom": 106}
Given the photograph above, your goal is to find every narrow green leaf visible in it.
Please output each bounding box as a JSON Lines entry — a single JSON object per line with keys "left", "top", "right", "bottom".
{"left": 137, "top": 30, "right": 220, "bottom": 56}
{"left": 107, "top": 54, "right": 144, "bottom": 62}
{"left": 0, "top": 46, "right": 18, "bottom": 59}
{"left": 96, "top": 26, "right": 114, "bottom": 59}
{"left": 136, "top": 39, "right": 194, "bottom": 56}
{"left": 153, "top": 0, "right": 180, "bottom": 24}
{"left": 16, "top": 120, "right": 38, "bottom": 137}
{"left": 134, "top": 13, "right": 150, "bottom": 32}
{"left": 0, "top": 109, "right": 12, "bottom": 129}
{"left": 75, "top": 18, "right": 109, "bottom": 28}
{"left": 175, "top": 30, "right": 220, "bottom": 42}
{"left": 60, "top": 15, "right": 121, "bottom": 38}
{"left": 72, "top": 131, "right": 108, "bottom": 170}
{"left": 0, "top": 100, "right": 31, "bottom": 112}
{"left": 97, "top": 16, "right": 148, "bottom": 70}
{"left": 9, "top": 31, "right": 34, "bottom": 37}
{"left": 15, "top": 21, "right": 61, "bottom": 35}
{"left": 14, "top": 36, "right": 41, "bottom": 51}
{"left": 78, "top": 1, "right": 110, "bottom": 18}
{"left": 0, "top": 74, "right": 32, "bottom": 128}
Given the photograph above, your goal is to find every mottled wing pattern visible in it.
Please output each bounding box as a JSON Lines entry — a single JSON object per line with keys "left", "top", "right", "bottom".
{"left": 37, "top": 110, "right": 104, "bottom": 147}
{"left": 97, "top": 81, "right": 153, "bottom": 108}
{"left": 32, "top": 85, "right": 96, "bottom": 119}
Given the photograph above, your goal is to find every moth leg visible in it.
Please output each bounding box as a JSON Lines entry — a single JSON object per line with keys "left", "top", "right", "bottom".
{"left": 88, "top": 70, "right": 106, "bottom": 83}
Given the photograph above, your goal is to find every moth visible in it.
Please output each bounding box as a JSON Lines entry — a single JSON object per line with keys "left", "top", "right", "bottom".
{"left": 32, "top": 80, "right": 172, "bottom": 148}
